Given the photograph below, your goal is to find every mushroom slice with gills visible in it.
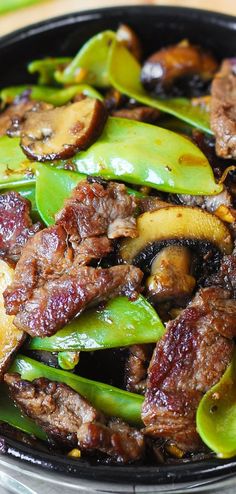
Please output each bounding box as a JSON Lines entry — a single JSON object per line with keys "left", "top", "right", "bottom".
{"left": 119, "top": 206, "right": 233, "bottom": 267}
{"left": 0, "top": 260, "right": 25, "bottom": 380}
{"left": 20, "top": 98, "right": 107, "bottom": 162}
{"left": 141, "top": 40, "right": 218, "bottom": 96}
{"left": 146, "top": 245, "right": 196, "bottom": 303}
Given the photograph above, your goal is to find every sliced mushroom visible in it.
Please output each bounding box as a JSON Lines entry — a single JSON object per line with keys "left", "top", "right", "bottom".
{"left": 0, "top": 260, "right": 25, "bottom": 379}
{"left": 141, "top": 40, "right": 218, "bottom": 95}
{"left": 146, "top": 245, "right": 196, "bottom": 302}
{"left": 120, "top": 206, "right": 233, "bottom": 264}
{"left": 20, "top": 98, "right": 107, "bottom": 161}
{"left": 116, "top": 24, "right": 142, "bottom": 62}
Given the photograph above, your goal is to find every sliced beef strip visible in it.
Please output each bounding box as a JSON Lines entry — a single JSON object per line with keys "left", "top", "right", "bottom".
{"left": 55, "top": 180, "right": 138, "bottom": 241}
{"left": 142, "top": 284, "right": 236, "bottom": 451}
{"left": 0, "top": 191, "right": 41, "bottom": 264}
{"left": 210, "top": 59, "right": 236, "bottom": 159}
{"left": 4, "top": 373, "right": 145, "bottom": 463}
{"left": 77, "top": 419, "right": 145, "bottom": 463}
{"left": 205, "top": 252, "right": 236, "bottom": 296}
{"left": 4, "top": 180, "right": 142, "bottom": 336}
{"left": 111, "top": 106, "right": 160, "bottom": 123}
{"left": 177, "top": 188, "right": 232, "bottom": 213}
{"left": 125, "top": 344, "right": 154, "bottom": 394}
{"left": 12, "top": 265, "right": 143, "bottom": 337}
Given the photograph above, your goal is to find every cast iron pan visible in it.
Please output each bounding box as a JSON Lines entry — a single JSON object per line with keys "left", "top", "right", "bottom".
{"left": 0, "top": 5, "right": 236, "bottom": 488}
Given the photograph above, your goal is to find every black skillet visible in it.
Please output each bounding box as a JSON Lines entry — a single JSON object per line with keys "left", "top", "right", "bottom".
{"left": 0, "top": 6, "right": 236, "bottom": 492}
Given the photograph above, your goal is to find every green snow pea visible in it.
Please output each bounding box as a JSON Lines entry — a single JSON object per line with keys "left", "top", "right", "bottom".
{"left": 0, "top": 84, "right": 103, "bottom": 106}
{"left": 197, "top": 351, "right": 236, "bottom": 458}
{"left": 11, "top": 356, "right": 144, "bottom": 425}
{"left": 0, "top": 136, "right": 36, "bottom": 188}
{"left": 29, "top": 295, "right": 165, "bottom": 352}
{"left": 36, "top": 164, "right": 143, "bottom": 226}
{"left": 108, "top": 41, "right": 212, "bottom": 134}
{"left": 0, "top": 384, "right": 46, "bottom": 440}
{"left": 28, "top": 57, "right": 72, "bottom": 85}
{"left": 55, "top": 31, "right": 116, "bottom": 87}
{"left": 73, "top": 117, "right": 222, "bottom": 195}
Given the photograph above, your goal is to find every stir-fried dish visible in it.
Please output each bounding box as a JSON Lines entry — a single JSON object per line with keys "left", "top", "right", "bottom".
{"left": 0, "top": 24, "right": 236, "bottom": 465}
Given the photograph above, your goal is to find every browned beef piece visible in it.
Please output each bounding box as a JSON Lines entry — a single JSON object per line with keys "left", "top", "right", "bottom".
{"left": 12, "top": 265, "right": 143, "bottom": 337}
{"left": 4, "top": 373, "right": 145, "bottom": 463}
{"left": 205, "top": 253, "right": 236, "bottom": 296}
{"left": 125, "top": 344, "right": 153, "bottom": 394}
{"left": 55, "top": 180, "right": 138, "bottom": 241}
{"left": 77, "top": 419, "right": 145, "bottom": 463}
{"left": 4, "top": 180, "right": 141, "bottom": 336}
{"left": 210, "top": 59, "right": 236, "bottom": 159}
{"left": 0, "top": 191, "right": 41, "bottom": 264}
{"left": 142, "top": 286, "right": 236, "bottom": 451}
{"left": 112, "top": 106, "right": 160, "bottom": 123}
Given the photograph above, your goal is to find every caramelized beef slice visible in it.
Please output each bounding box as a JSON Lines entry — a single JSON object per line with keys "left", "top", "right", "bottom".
{"left": 12, "top": 265, "right": 143, "bottom": 337}
{"left": 0, "top": 192, "right": 41, "bottom": 264}
{"left": 4, "top": 180, "right": 142, "bottom": 336}
{"left": 111, "top": 106, "right": 160, "bottom": 124}
{"left": 56, "top": 180, "right": 138, "bottom": 241}
{"left": 77, "top": 419, "right": 145, "bottom": 463}
{"left": 4, "top": 373, "right": 145, "bottom": 463}
{"left": 210, "top": 59, "right": 236, "bottom": 159}
{"left": 125, "top": 344, "right": 154, "bottom": 394}
{"left": 142, "top": 286, "right": 236, "bottom": 451}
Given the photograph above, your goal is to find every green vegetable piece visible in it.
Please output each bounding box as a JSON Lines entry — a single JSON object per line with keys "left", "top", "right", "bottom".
{"left": 11, "top": 356, "right": 143, "bottom": 425}
{"left": 0, "top": 384, "right": 46, "bottom": 440}
{"left": 73, "top": 117, "right": 222, "bottom": 195}
{"left": 58, "top": 351, "right": 80, "bottom": 370}
{"left": 0, "top": 84, "right": 103, "bottom": 106}
{"left": 0, "top": 0, "right": 42, "bottom": 14}
{"left": 36, "top": 165, "right": 85, "bottom": 225}
{"left": 36, "top": 164, "right": 143, "bottom": 226}
{"left": 0, "top": 136, "right": 35, "bottom": 189}
{"left": 29, "top": 295, "right": 165, "bottom": 352}
{"left": 197, "top": 351, "right": 236, "bottom": 458}
{"left": 28, "top": 57, "right": 72, "bottom": 85}
{"left": 55, "top": 31, "right": 116, "bottom": 88}
{"left": 108, "top": 41, "right": 212, "bottom": 134}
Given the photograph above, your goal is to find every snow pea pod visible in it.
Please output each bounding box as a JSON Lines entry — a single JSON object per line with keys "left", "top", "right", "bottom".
{"left": 11, "top": 356, "right": 144, "bottom": 425}
{"left": 29, "top": 295, "right": 165, "bottom": 352}
{"left": 28, "top": 57, "right": 72, "bottom": 85}
{"left": 36, "top": 164, "right": 143, "bottom": 226}
{"left": 0, "top": 136, "right": 35, "bottom": 188}
{"left": 108, "top": 41, "right": 212, "bottom": 134}
{"left": 0, "top": 384, "right": 46, "bottom": 440}
{"left": 197, "top": 351, "right": 236, "bottom": 458}
{"left": 73, "top": 117, "right": 222, "bottom": 195}
{"left": 55, "top": 31, "right": 116, "bottom": 88}
{"left": 0, "top": 84, "right": 103, "bottom": 106}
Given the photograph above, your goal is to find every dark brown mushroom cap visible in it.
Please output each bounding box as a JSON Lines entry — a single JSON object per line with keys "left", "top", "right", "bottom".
{"left": 20, "top": 98, "right": 107, "bottom": 162}
{"left": 141, "top": 41, "right": 218, "bottom": 95}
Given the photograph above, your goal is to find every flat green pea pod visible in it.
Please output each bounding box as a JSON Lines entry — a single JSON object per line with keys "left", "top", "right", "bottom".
{"left": 36, "top": 164, "right": 143, "bottom": 226}
{"left": 55, "top": 31, "right": 116, "bottom": 87}
{"left": 108, "top": 41, "right": 212, "bottom": 134}
{"left": 11, "top": 356, "right": 143, "bottom": 425}
{"left": 28, "top": 57, "right": 72, "bottom": 85}
{"left": 0, "top": 84, "right": 103, "bottom": 107}
{"left": 0, "top": 136, "right": 36, "bottom": 189}
{"left": 29, "top": 295, "right": 165, "bottom": 353}
{"left": 197, "top": 351, "right": 236, "bottom": 458}
{"left": 73, "top": 117, "right": 222, "bottom": 195}
{"left": 0, "top": 383, "right": 46, "bottom": 440}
